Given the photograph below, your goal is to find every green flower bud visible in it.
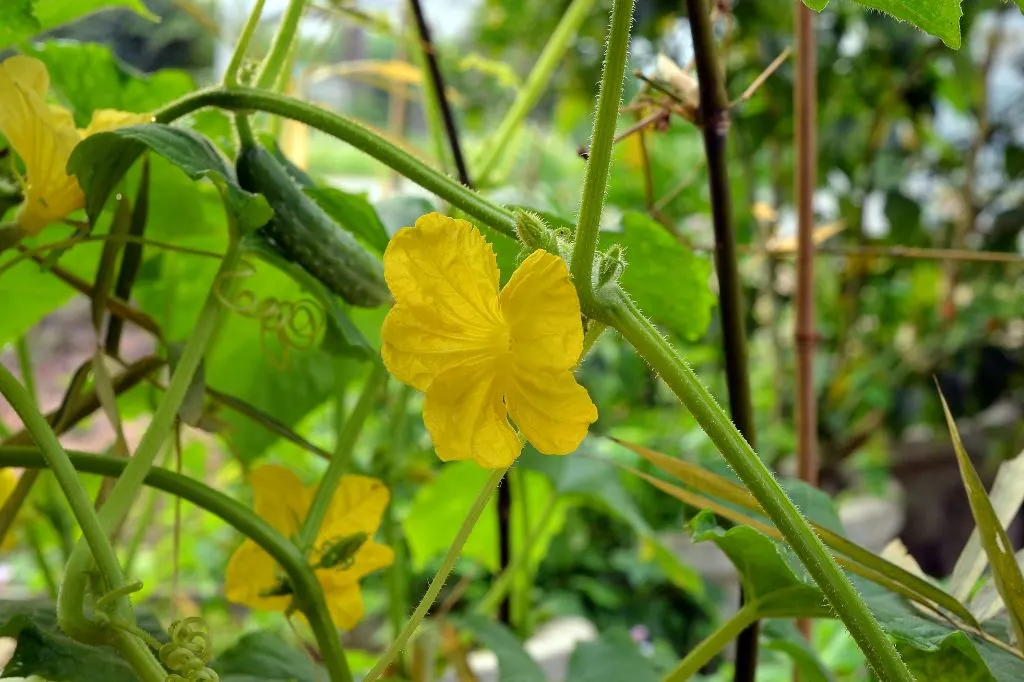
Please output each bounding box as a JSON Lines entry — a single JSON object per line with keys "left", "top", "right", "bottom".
{"left": 514, "top": 210, "right": 559, "bottom": 254}
{"left": 597, "top": 244, "right": 626, "bottom": 286}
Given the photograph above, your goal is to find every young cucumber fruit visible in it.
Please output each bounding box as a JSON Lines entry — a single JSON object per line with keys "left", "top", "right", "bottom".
{"left": 237, "top": 144, "right": 390, "bottom": 308}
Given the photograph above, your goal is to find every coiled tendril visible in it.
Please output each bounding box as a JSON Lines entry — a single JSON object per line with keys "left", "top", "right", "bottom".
{"left": 216, "top": 260, "right": 326, "bottom": 369}
{"left": 159, "top": 617, "right": 219, "bottom": 682}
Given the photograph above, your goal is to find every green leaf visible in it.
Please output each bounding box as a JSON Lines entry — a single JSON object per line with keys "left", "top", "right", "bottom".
{"left": 802, "top": 0, "right": 830, "bottom": 10}
{"left": 27, "top": 41, "right": 193, "bottom": 126}
{"left": 211, "top": 630, "right": 323, "bottom": 682}
{"left": 67, "top": 124, "right": 272, "bottom": 233}
{"left": 949, "top": 448, "right": 1024, "bottom": 603}
{"left": 0, "top": 0, "right": 156, "bottom": 48}
{"left": 762, "top": 621, "right": 836, "bottom": 682}
{"left": 0, "top": 599, "right": 165, "bottom": 682}
{"left": 690, "top": 513, "right": 832, "bottom": 618}
{"left": 599, "top": 212, "right": 715, "bottom": 341}
{"left": 938, "top": 388, "right": 1024, "bottom": 647}
{"left": 306, "top": 187, "right": 391, "bottom": 253}
{"left": 457, "top": 615, "right": 546, "bottom": 682}
{"left": 851, "top": 0, "right": 963, "bottom": 49}
{"left": 0, "top": 0, "right": 40, "bottom": 48}
{"left": 565, "top": 629, "right": 659, "bottom": 682}
{"left": 1006, "top": 145, "right": 1024, "bottom": 180}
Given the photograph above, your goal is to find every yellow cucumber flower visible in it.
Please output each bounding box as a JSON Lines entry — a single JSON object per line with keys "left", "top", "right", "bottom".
{"left": 224, "top": 465, "right": 394, "bottom": 630}
{"left": 0, "top": 55, "right": 150, "bottom": 235}
{"left": 381, "top": 212, "right": 598, "bottom": 468}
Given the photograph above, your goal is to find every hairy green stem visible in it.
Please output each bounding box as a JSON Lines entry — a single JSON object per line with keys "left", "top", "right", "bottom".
{"left": 154, "top": 88, "right": 518, "bottom": 239}
{"left": 297, "top": 363, "right": 387, "bottom": 552}
{"left": 605, "top": 292, "right": 913, "bottom": 681}
{"left": 663, "top": 605, "right": 756, "bottom": 682}
{"left": 476, "top": 493, "right": 560, "bottom": 617}
{"left": 256, "top": 0, "right": 309, "bottom": 89}
{"left": 0, "top": 447, "right": 352, "bottom": 682}
{"left": 0, "top": 368, "right": 165, "bottom": 681}
{"left": 473, "top": 0, "right": 598, "bottom": 185}
{"left": 224, "top": 0, "right": 266, "bottom": 86}
{"left": 383, "top": 384, "right": 413, "bottom": 644}
{"left": 571, "top": 0, "right": 635, "bottom": 300}
{"left": 364, "top": 468, "right": 507, "bottom": 682}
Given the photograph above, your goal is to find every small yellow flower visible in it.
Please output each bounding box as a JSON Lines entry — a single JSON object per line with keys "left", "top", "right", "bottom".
{"left": 224, "top": 465, "right": 394, "bottom": 631}
{"left": 381, "top": 213, "right": 598, "bottom": 468}
{"left": 0, "top": 55, "right": 150, "bottom": 235}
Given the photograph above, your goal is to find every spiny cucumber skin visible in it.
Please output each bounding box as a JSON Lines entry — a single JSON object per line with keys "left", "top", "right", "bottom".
{"left": 237, "top": 145, "right": 390, "bottom": 308}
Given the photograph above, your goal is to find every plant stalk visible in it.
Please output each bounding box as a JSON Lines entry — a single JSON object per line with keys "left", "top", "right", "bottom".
{"left": 795, "top": 0, "right": 819, "bottom": 645}
{"left": 256, "top": 0, "right": 309, "bottom": 89}
{"left": 663, "top": 605, "right": 756, "bottom": 682}
{"left": 605, "top": 292, "right": 913, "bottom": 682}
{"left": 571, "top": 0, "right": 636, "bottom": 300}
{"left": 224, "top": 0, "right": 266, "bottom": 86}
{"left": 473, "top": 0, "right": 598, "bottom": 185}
{"left": 297, "top": 362, "right": 387, "bottom": 553}
{"left": 684, "top": 1, "right": 761, "bottom": 678}
{"left": 363, "top": 468, "right": 507, "bottom": 682}
{"left": 59, "top": 244, "right": 239, "bottom": 656}
{"left": 0, "top": 368, "right": 165, "bottom": 681}
{"left": 155, "top": 88, "right": 518, "bottom": 240}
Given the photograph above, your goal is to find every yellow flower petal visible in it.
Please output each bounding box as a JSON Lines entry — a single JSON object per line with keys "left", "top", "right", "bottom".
{"left": 424, "top": 361, "right": 521, "bottom": 468}
{"left": 0, "top": 469, "right": 18, "bottom": 551}
{"left": 381, "top": 212, "right": 508, "bottom": 391}
{"left": 500, "top": 250, "right": 584, "bottom": 371}
{"left": 319, "top": 581, "right": 364, "bottom": 632}
{"left": 82, "top": 109, "right": 152, "bottom": 137}
{"left": 0, "top": 56, "right": 84, "bottom": 235}
{"left": 224, "top": 539, "right": 291, "bottom": 614}
{"left": 318, "top": 474, "right": 389, "bottom": 546}
{"left": 505, "top": 368, "right": 597, "bottom": 455}
{"left": 250, "top": 465, "right": 312, "bottom": 539}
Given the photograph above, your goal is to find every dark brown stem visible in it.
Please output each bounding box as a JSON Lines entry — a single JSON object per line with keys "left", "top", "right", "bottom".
{"left": 794, "top": 1, "right": 818, "bottom": 646}
{"left": 408, "top": 0, "right": 471, "bottom": 186}
{"left": 685, "top": 1, "right": 760, "bottom": 679}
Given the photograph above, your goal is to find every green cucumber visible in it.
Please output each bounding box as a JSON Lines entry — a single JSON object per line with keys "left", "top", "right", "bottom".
{"left": 237, "top": 144, "right": 390, "bottom": 308}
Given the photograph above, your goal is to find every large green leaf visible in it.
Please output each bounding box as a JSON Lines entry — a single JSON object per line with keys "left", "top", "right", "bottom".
{"left": 68, "top": 124, "right": 271, "bottom": 232}
{"left": 306, "top": 187, "right": 391, "bottom": 254}
{"left": 0, "top": 0, "right": 155, "bottom": 48}
{"left": 211, "top": 630, "right": 323, "bottom": 682}
{"left": 565, "top": 629, "right": 659, "bottom": 682}
{"left": 599, "top": 212, "right": 715, "bottom": 341}
{"left": 457, "top": 615, "right": 546, "bottom": 682}
{"left": 27, "top": 42, "right": 192, "bottom": 126}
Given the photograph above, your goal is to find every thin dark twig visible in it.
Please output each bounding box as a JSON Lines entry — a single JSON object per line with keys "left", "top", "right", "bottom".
{"left": 408, "top": 0, "right": 471, "bottom": 186}
{"left": 685, "top": 1, "right": 760, "bottom": 680}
